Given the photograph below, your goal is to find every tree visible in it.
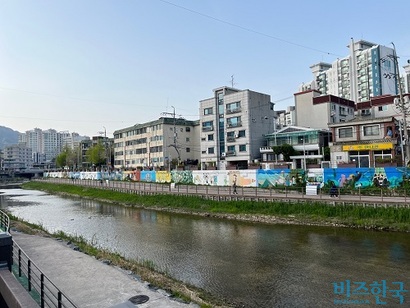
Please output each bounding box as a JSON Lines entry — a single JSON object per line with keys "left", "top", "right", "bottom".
{"left": 272, "top": 144, "right": 297, "bottom": 162}
{"left": 55, "top": 151, "right": 68, "bottom": 168}
{"left": 86, "top": 142, "right": 105, "bottom": 167}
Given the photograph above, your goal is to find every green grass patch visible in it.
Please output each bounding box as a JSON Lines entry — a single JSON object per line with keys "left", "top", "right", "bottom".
{"left": 22, "top": 181, "right": 410, "bottom": 231}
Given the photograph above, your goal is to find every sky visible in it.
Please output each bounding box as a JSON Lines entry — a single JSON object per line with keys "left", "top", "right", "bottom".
{"left": 1, "top": 0, "right": 410, "bottom": 137}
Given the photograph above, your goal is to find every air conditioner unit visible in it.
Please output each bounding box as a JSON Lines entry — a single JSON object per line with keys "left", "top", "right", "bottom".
{"left": 222, "top": 152, "right": 226, "bottom": 157}
{"left": 234, "top": 133, "right": 239, "bottom": 138}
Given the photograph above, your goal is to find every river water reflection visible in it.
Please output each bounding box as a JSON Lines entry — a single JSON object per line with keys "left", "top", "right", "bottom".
{"left": 1, "top": 189, "right": 409, "bottom": 307}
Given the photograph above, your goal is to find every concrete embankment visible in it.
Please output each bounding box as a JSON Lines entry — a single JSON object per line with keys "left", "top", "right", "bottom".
{"left": 11, "top": 232, "right": 199, "bottom": 308}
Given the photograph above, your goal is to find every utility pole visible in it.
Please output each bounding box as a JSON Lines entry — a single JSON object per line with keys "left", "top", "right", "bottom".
{"left": 161, "top": 106, "right": 181, "bottom": 167}
{"left": 99, "top": 127, "right": 108, "bottom": 170}
{"left": 392, "top": 43, "right": 410, "bottom": 166}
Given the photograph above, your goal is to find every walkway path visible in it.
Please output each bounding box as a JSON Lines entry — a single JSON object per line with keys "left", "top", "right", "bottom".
{"left": 11, "top": 232, "right": 198, "bottom": 308}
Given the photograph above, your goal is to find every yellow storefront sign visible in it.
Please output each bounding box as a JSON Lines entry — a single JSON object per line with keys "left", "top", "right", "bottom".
{"left": 342, "top": 142, "right": 393, "bottom": 151}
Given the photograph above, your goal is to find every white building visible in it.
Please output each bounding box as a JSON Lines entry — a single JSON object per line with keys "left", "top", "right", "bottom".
{"left": 294, "top": 90, "right": 355, "bottom": 129}
{"left": 61, "top": 131, "right": 89, "bottom": 150}
{"left": 199, "top": 86, "right": 275, "bottom": 170}
{"left": 2, "top": 144, "right": 32, "bottom": 170}
{"left": 113, "top": 117, "right": 200, "bottom": 170}
{"left": 301, "top": 39, "right": 398, "bottom": 103}
{"left": 19, "top": 128, "right": 86, "bottom": 164}
{"left": 275, "top": 106, "right": 296, "bottom": 130}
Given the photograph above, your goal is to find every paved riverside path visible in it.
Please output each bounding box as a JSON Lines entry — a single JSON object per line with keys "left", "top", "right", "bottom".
{"left": 43, "top": 178, "right": 410, "bottom": 207}
{"left": 11, "top": 232, "right": 198, "bottom": 308}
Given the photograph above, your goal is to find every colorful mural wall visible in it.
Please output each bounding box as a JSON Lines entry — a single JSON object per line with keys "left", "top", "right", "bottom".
{"left": 323, "top": 167, "right": 407, "bottom": 188}
{"left": 43, "top": 167, "right": 410, "bottom": 189}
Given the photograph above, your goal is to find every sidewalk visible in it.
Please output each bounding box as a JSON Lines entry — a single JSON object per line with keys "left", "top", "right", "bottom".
{"left": 11, "top": 232, "right": 198, "bottom": 308}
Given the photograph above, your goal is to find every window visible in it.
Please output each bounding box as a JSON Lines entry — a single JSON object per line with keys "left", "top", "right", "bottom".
{"left": 186, "top": 148, "right": 190, "bottom": 153}
{"left": 202, "top": 121, "right": 213, "bottom": 131}
{"left": 338, "top": 127, "right": 353, "bottom": 138}
{"left": 239, "top": 144, "right": 246, "bottom": 152}
{"left": 185, "top": 127, "right": 191, "bottom": 132}
{"left": 227, "top": 116, "right": 241, "bottom": 128}
{"left": 378, "top": 106, "right": 387, "bottom": 112}
{"left": 208, "top": 134, "right": 214, "bottom": 141}
{"left": 208, "top": 147, "right": 214, "bottom": 154}
{"left": 204, "top": 107, "right": 213, "bottom": 115}
{"left": 363, "top": 125, "right": 379, "bottom": 136}
{"left": 186, "top": 137, "right": 190, "bottom": 142}
{"left": 238, "top": 130, "right": 246, "bottom": 137}
{"left": 227, "top": 145, "right": 235, "bottom": 152}
{"left": 226, "top": 101, "right": 241, "bottom": 113}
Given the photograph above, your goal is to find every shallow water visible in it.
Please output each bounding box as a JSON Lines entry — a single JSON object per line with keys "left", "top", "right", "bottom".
{"left": 1, "top": 189, "right": 409, "bottom": 307}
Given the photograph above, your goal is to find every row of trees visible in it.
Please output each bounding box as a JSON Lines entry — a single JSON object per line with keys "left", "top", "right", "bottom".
{"left": 55, "top": 142, "right": 106, "bottom": 169}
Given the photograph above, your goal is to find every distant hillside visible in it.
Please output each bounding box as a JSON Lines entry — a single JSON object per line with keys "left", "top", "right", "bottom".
{"left": 0, "top": 126, "right": 20, "bottom": 150}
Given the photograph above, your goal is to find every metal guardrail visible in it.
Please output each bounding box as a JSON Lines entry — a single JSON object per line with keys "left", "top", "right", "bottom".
{"left": 11, "top": 241, "right": 78, "bottom": 308}
{"left": 40, "top": 178, "right": 410, "bottom": 207}
{"left": 0, "top": 210, "right": 77, "bottom": 308}
{"left": 0, "top": 210, "right": 10, "bottom": 233}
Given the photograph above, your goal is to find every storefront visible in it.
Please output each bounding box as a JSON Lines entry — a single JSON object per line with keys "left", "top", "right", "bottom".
{"left": 342, "top": 142, "right": 394, "bottom": 168}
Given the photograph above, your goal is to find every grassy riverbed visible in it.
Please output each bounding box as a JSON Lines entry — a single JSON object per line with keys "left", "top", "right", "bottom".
{"left": 22, "top": 181, "right": 410, "bottom": 232}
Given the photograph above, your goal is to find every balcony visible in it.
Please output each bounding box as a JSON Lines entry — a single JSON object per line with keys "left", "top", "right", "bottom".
{"left": 226, "top": 108, "right": 241, "bottom": 114}
{"left": 227, "top": 122, "right": 242, "bottom": 128}
{"left": 260, "top": 146, "right": 273, "bottom": 153}
{"left": 202, "top": 126, "right": 214, "bottom": 132}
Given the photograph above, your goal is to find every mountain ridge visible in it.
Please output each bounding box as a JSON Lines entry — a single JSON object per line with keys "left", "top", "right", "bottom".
{"left": 0, "top": 125, "right": 20, "bottom": 150}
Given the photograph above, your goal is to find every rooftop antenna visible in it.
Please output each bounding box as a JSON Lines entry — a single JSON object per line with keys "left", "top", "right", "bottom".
{"left": 230, "top": 75, "right": 236, "bottom": 88}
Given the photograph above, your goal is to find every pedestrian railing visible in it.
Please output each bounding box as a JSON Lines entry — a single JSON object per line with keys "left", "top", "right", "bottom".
{"left": 0, "top": 209, "right": 10, "bottom": 233}
{"left": 12, "top": 240, "right": 78, "bottom": 308}
{"left": 40, "top": 177, "right": 410, "bottom": 207}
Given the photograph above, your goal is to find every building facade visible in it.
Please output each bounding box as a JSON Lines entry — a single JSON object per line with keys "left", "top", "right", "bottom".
{"left": 2, "top": 144, "right": 33, "bottom": 170}
{"left": 260, "top": 126, "right": 331, "bottom": 169}
{"left": 294, "top": 90, "right": 355, "bottom": 129}
{"left": 113, "top": 117, "right": 199, "bottom": 170}
{"left": 328, "top": 116, "right": 400, "bottom": 168}
{"left": 275, "top": 106, "right": 296, "bottom": 130}
{"left": 301, "top": 39, "right": 398, "bottom": 103}
{"left": 199, "top": 86, "right": 275, "bottom": 170}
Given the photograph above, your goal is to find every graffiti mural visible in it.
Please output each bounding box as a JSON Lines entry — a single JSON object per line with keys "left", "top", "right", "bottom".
{"left": 156, "top": 171, "right": 172, "bottom": 183}
{"left": 323, "top": 167, "right": 407, "bottom": 189}
{"left": 171, "top": 170, "right": 193, "bottom": 184}
{"left": 192, "top": 170, "right": 257, "bottom": 187}
{"left": 43, "top": 167, "right": 410, "bottom": 189}
{"left": 141, "top": 171, "right": 156, "bottom": 182}
{"left": 257, "top": 169, "right": 305, "bottom": 188}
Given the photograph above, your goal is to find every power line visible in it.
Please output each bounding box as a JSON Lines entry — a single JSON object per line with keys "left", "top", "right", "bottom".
{"left": 158, "top": 0, "right": 341, "bottom": 57}
{"left": 0, "top": 86, "right": 164, "bottom": 108}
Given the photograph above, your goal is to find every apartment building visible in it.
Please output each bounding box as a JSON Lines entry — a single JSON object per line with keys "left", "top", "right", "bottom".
{"left": 113, "top": 117, "right": 199, "bottom": 170}
{"left": 2, "top": 144, "right": 32, "bottom": 170}
{"left": 294, "top": 90, "right": 355, "bottom": 129}
{"left": 199, "top": 86, "right": 275, "bottom": 170}
{"left": 275, "top": 106, "right": 296, "bottom": 130}
{"left": 61, "top": 131, "right": 89, "bottom": 150}
{"left": 300, "top": 39, "right": 398, "bottom": 103}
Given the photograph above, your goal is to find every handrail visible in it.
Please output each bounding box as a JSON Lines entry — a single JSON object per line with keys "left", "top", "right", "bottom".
{"left": 12, "top": 240, "right": 78, "bottom": 308}
{"left": 0, "top": 210, "right": 10, "bottom": 233}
